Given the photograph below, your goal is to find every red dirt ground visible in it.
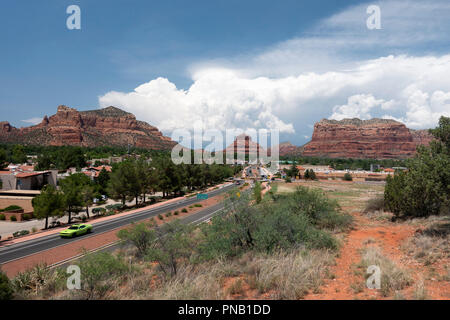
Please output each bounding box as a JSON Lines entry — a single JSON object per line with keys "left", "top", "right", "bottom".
{"left": 304, "top": 210, "right": 450, "bottom": 300}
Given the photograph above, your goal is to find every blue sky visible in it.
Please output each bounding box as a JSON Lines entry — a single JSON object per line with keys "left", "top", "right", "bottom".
{"left": 1, "top": 0, "right": 450, "bottom": 146}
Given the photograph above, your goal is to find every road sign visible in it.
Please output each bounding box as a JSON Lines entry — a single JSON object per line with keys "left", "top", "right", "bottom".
{"left": 197, "top": 193, "right": 208, "bottom": 200}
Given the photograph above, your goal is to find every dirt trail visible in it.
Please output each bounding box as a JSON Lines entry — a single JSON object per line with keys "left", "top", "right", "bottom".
{"left": 304, "top": 209, "right": 450, "bottom": 300}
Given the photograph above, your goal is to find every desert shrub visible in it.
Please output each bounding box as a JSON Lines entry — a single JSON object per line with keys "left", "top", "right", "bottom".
{"left": 343, "top": 172, "right": 353, "bottom": 181}
{"left": 0, "top": 270, "right": 13, "bottom": 300}
{"left": 31, "top": 227, "right": 38, "bottom": 233}
{"left": 174, "top": 210, "right": 179, "bottom": 216}
{"left": 0, "top": 214, "right": 5, "bottom": 220}
{"left": 118, "top": 222, "right": 156, "bottom": 257}
{"left": 158, "top": 214, "right": 164, "bottom": 220}
{"left": 146, "top": 221, "right": 194, "bottom": 278}
{"left": 12, "top": 263, "right": 65, "bottom": 297}
{"left": 4, "top": 205, "right": 22, "bottom": 211}
{"left": 10, "top": 215, "right": 17, "bottom": 222}
{"left": 13, "top": 230, "right": 29, "bottom": 238}
{"left": 165, "top": 211, "right": 172, "bottom": 217}
{"left": 284, "top": 186, "right": 350, "bottom": 229}
{"left": 194, "top": 204, "right": 203, "bottom": 208}
{"left": 304, "top": 169, "right": 317, "bottom": 180}
{"left": 22, "top": 214, "right": 31, "bottom": 221}
{"left": 181, "top": 208, "right": 188, "bottom": 213}
{"left": 197, "top": 188, "right": 345, "bottom": 260}
{"left": 92, "top": 207, "right": 106, "bottom": 216}
{"left": 364, "top": 196, "right": 385, "bottom": 213}
{"left": 80, "top": 214, "right": 87, "bottom": 222}
{"left": 384, "top": 116, "right": 449, "bottom": 219}
{"left": 75, "top": 251, "right": 128, "bottom": 300}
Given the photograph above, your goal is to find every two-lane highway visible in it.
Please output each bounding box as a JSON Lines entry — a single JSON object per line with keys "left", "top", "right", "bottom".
{"left": 0, "top": 183, "right": 236, "bottom": 265}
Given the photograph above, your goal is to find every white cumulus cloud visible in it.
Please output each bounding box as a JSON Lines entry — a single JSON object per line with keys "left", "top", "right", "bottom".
{"left": 99, "top": 0, "right": 450, "bottom": 144}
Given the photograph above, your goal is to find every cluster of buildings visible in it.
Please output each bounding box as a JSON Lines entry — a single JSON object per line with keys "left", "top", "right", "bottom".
{"left": 0, "top": 163, "right": 113, "bottom": 192}
{"left": 278, "top": 164, "right": 403, "bottom": 182}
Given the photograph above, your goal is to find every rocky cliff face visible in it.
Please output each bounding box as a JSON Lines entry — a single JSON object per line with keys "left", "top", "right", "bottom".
{"left": 225, "top": 134, "right": 264, "bottom": 155}
{"left": 0, "top": 105, "right": 176, "bottom": 150}
{"left": 302, "top": 118, "right": 433, "bottom": 159}
{"left": 275, "top": 142, "right": 304, "bottom": 157}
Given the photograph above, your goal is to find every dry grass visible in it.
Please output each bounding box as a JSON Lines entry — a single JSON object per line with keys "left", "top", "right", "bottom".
{"left": 242, "top": 250, "right": 334, "bottom": 299}
{"left": 358, "top": 246, "right": 412, "bottom": 297}
{"left": 413, "top": 278, "right": 429, "bottom": 300}
{"left": 403, "top": 220, "right": 450, "bottom": 266}
{"left": 103, "top": 248, "right": 334, "bottom": 300}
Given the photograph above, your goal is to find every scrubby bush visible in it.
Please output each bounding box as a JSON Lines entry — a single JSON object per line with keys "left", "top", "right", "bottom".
{"left": 364, "top": 196, "right": 385, "bottom": 213}
{"left": 22, "top": 214, "right": 31, "bottom": 221}
{"left": 196, "top": 187, "right": 350, "bottom": 261}
{"left": 118, "top": 222, "right": 156, "bottom": 257}
{"left": 4, "top": 205, "right": 22, "bottom": 211}
{"left": 10, "top": 215, "right": 17, "bottom": 222}
{"left": 0, "top": 214, "right": 5, "bottom": 221}
{"left": 181, "top": 208, "right": 188, "bottom": 213}
{"left": 75, "top": 251, "right": 128, "bottom": 299}
{"left": 174, "top": 211, "right": 179, "bottom": 216}
{"left": 158, "top": 214, "right": 164, "bottom": 220}
{"left": 165, "top": 211, "right": 172, "bottom": 217}
{"left": 385, "top": 116, "right": 449, "bottom": 219}
{"left": 343, "top": 172, "right": 353, "bottom": 181}
{"left": 146, "top": 221, "right": 194, "bottom": 278}
{"left": 12, "top": 263, "right": 65, "bottom": 298}
{"left": 0, "top": 270, "right": 13, "bottom": 300}
{"left": 13, "top": 230, "right": 29, "bottom": 238}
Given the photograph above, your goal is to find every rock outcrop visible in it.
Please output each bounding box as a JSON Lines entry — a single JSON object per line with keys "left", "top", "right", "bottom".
{"left": 225, "top": 134, "right": 264, "bottom": 155}
{"left": 274, "top": 142, "right": 304, "bottom": 157}
{"left": 302, "top": 118, "right": 433, "bottom": 159}
{"left": 0, "top": 105, "right": 176, "bottom": 150}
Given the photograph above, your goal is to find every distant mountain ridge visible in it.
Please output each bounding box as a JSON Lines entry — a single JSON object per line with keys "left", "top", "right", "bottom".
{"left": 301, "top": 118, "right": 434, "bottom": 159}
{"left": 0, "top": 105, "right": 176, "bottom": 150}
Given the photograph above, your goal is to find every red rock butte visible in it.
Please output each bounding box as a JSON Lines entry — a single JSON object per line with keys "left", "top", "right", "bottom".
{"left": 0, "top": 105, "right": 176, "bottom": 150}
{"left": 225, "top": 134, "right": 265, "bottom": 155}
{"left": 302, "top": 118, "right": 433, "bottom": 159}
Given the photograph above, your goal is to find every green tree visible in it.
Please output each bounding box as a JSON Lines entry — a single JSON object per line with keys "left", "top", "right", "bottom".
{"left": 32, "top": 185, "right": 65, "bottom": 229}
{"left": 288, "top": 163, "right": 299, "bottom": 178}
{"left": 0, "top": 269, "right": 13, "bottom": 300}
{"left": 117, "top": 222, "right": 156, "bottom": 257}
{"left": 343, "top": 172, "right": 353, "bottom": 181}
{"left": 385, "top": 116, "right": 450, "bottom": 218}
{"left": 107, "top": 163, "right": 130, "bottom": 206}
{"left": 12, "top": 145, "right": 27, "bottom": 164}
{"left": 59, "top": 173, "right": 87, "bottom": 224}
{"left": 253, "top": 181, "right": 262, "bottom": 204}
{"left": 81, "top": 183, "right": 96, "bottom": 219}
{"left": 76, "top": 251, "right": 127, "bottom": 300}
{"left": 146, "top": 221, "right": 194, "bottom": 277}
{"left": 34, "top": 153, "right": 53, "bottom": 171}
{"left": 96, "top": 167, "right": 110, "bottom": 196}
{"left": 0, "top": 148, "right": 8, "bottom": 170}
